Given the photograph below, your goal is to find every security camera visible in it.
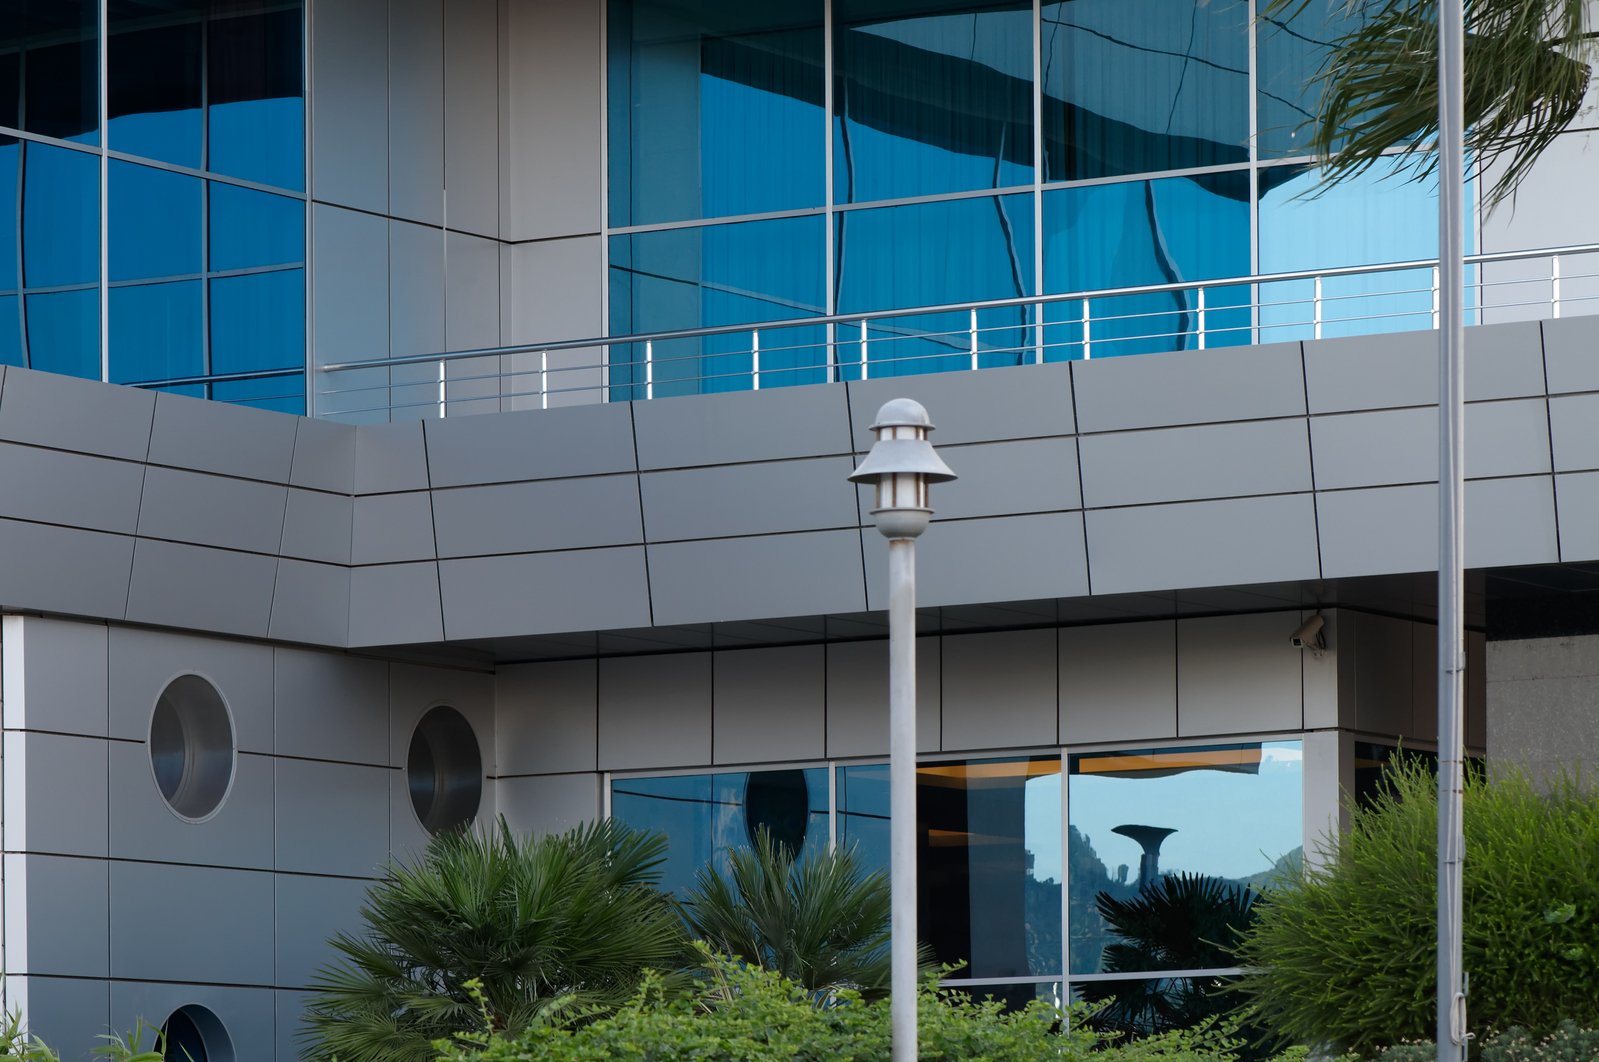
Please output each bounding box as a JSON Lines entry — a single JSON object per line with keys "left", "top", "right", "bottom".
{"left": 1291, "top": 613, "right": 1327, "bottom": 653}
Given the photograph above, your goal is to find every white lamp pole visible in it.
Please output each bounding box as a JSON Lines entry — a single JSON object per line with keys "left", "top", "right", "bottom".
{"left": 848, "top": 398, "right": 956, "bottom": 1062}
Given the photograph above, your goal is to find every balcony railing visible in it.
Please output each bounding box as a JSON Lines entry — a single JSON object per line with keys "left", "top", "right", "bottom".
{"left": 315, "top": 242, "right": 1599, "bottom": 422}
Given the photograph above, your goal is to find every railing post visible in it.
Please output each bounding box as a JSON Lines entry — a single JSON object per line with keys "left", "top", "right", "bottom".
{"left": 969, "top": 307, "right": 979, "bottom": 371}
{"left": 1196, "top": 287, "right": 1207, "bottom": 351}
{"left": 860, "top": 319, "right": 870, "bottom": 381}
{"left": 1552, "top": 255, "right": 1563, "bottom": 319}
{"left": 645, "top": 339, "right": 654, "bottom": 401}
{"left": 1432, "top": 267, "right": 1441, "bottom": 330}
{"left": 540, "top": 350, "right": 549, "bottom": 410}
{"left": 752, "top": 329, "right": 762, "bottom": 390}
{"left": 1313, "top": 275, "right": 1324, "bottom": 341}
{"left": 1082, "top": 299, "right": 1092, "bottom": 360}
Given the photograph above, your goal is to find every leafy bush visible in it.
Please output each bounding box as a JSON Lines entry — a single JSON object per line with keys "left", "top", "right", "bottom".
{"left": 1233, "top": 760, "right": 1599, "bottom": 1053}
{"left": 1373, "top": 1022, "right": 1599, "bottom": 1061}
{"left": 682, "top": 830, "right": 934, "bottom": 999}
{"left": 302, "top": 819, "right": 689, "bottom": 1062}
{"left": 435, "top": 953, "right": 1259, "bottom": 1062}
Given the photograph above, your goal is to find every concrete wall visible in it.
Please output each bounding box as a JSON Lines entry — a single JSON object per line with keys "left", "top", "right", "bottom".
{"left": 1487, "top": 634, "right": 1599, "bottom": 786}
{"left": 0, "top": 616, "right": 494, "bottom": 1060}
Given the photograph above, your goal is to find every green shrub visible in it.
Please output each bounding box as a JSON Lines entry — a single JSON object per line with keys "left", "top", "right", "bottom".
{"left": 1232, "top": 760, "right": 1599, "bottom": 1053}
{"left": 302, "top": 819, "right": 690, "bottom": 1062}
{"left": 1374, "top": 1022, "right": 1599, "bottom": 1061}
{"left": 434, "top": 953, "right": 1260, "bottom": 1062}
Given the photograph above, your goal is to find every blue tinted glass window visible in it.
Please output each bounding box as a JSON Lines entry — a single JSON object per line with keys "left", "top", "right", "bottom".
{"left": 1258, "top": 0, "right": 1371, "bottom": 159}
{"left": 0, "top": 296, "right": 21, "bottom": 366}
{"left": 109, "top": 161, "right": 203, "bottom": 281}
{"left": 108, "top": 5, "right": 204, "bottom": 168}
{"left": 0, "top": 48, "right": 17, "bottom": 131}
{"left": 8, "top": 1, "right": 99, "bottom": 144}
{"left": 1041, "top": 0, "right": 1248, "bottom": 181}
{"left": 1042, "top": 173, "right": 1250, "bottom": 358}
{"left": 611, "top": 768, "right": 829, "bottom": 898}
{"left": 26, "top": 289, "right": 99, "bottom": 378}
{"left": 0, "top": 139, "right": 17, "bottom": 291}
{"left": 212, "top": 373, "right": 305, "bottom": 414}
{"left": 109, "top": 281, "right": 203, "bottom": 384}
{"left": 209, "top": 183, "right": 304, "bottom": 271}
{"left": 834, "top": 0, "right": 1033, "bottom": 203}
{"left": 208, "top": 7, "right": 305, "bottom": 190}
{"left": 210, "top": 269, "right": 305, "bottom": 374}
{"left": 22, "top": 143, "right": 98, "bottom": 289}
{"left": 609, "top": 0, "right": 824, "bottom": 226}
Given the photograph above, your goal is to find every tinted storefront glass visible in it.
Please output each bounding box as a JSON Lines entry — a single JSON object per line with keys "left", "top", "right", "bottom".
{"left": 0, "top": 1, "right": 100, "bottom": 144}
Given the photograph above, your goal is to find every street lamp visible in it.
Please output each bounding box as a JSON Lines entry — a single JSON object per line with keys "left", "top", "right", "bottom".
{"left": 848, "top": 398, "right": 956, "bottom": 1062}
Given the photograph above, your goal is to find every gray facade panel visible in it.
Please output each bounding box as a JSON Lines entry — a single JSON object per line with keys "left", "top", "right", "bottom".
{"left": 1072, "top": 341, "right": 1306, "bottom": 432}
{"left": 354, "top": 420, "right": 430, "bottom": 495}
{"left": 1466, "top": 475, "right": 1560, "bottom": 568}
{"left": 1177, "top": 612, "right": 1305, "bottom": 736}
{"left": 0, "top": 442, "right": 145, "bottom": 534}
{"left": 6, "top": 854, "right": 108, "bottom": 977}
{"left": 445, "top": 231, "right": 503, "bottom": 352}
{"left": 108, "top": 627, "right": 274, "bottom": 751}
{"left": 1310, "top": 407, "right": 1435, "bottom": 489}
{"left": 1059, "top": 621, "right": 1178, "bottom": 744}
{"left": 497, "top": 659, "right": 599, "bottom": 775}
{"left": 1556, "top": 470, "right": 1599, "bottom": 561}
{"left": 387, "top": 0, "right": 446, "bottom": 227}
{"left": 1316, "top": 484, "right": 1434, "bottom": 577}
{"left": 9, "top": 976, "right": 108, "bottom": 1061}
{"left": 644, "top": 457, "right": 857, "bottom": 542}
{"left": 109, "top": 861, "right": 274, "bottom": 985}
{"left": 1543, "top": 315, "right": 1599, "bottom": 395}
{"left": 108, "top": 744, "right": 273, "bottom": 870}
{"left": 274, "top": 758, "right": 392, "bottom": 877}
{"left": 269, "top": 559, "right": 352, "bottom": 647}
{"left": 5, "top": 731, "right": 108, "bottom": 857}
{"left": 0, "top": 367, "right": 154, "bottom": 462}
{"left": 352, "top": 491, "right": 438, "bottom": 565}
{"left": 125, "top": 539, "right": 278, "bottom": 639}
{"left": 634, "top": 385, "right": 852, "bottom": 470}
{"left": 147, "top": 393, "right": 299, "bottom": 483}
{"left": 497, "top": 774, "right": 603, "bottom": 836}
{"left": 1467, "top": 399, "right": 1555, "bottom": 478}
{"left": 313, "top": 205, "right": 391, "bottom": 367}
{"left": 438, "top": 547, "right": 652, "bottom": 639}
{"left": 289, "top": 416, "right": 357, "bottom": 494}
{"left": 389, "top": 220, "right": 447, "bottom": 360}
{"left": 424, "top": 402, "right": 637, "bottom": 486}
{"left": 824, "top": 637, "right": 941, "bottom": 757}
{"left": 941, "top": 628, "right": 1057, "bottom": 751}
{"left": 0, "top": 519, "right": 134, "bottom": 619}
{"left": 443, "top": 0, "right": 501, "bottom": 239}
{"left": 927, "top": 437, "right": 1080, "bottom": 519}
{"left": 310, "top": 0, "right": 389, "bottom": 213}
{"left": 433, "top": 476, "right": 643, "bottom": 557}
{"left": 275, "top": 874, "right": 372, "bottom": 989}
{"left": 110, "top": 983, "right": 275, "bottom": 1055}
{"left": 649, "top": 531, "right": 866, "bottom": 626}
{"left": 597, "top": 653, "right": 713, "bottom": 771}
{"left": 1087, "top": 494, "right": 1320, "bottom": 595}
{"left": 1079, "top": 418, "right": 1311, "bottom": 508}
{"left": 136, "top": 466, "right": 289, "bottom": 556}
{"left": 1464, "top": 321, "right": 1548, "bottom": 400}
{"left": 866, "top": 512, "right": 1089, "bottom": 609}
{"left": 1, "top": 617, "right": 109, "bottom": 737}
{"left": 348, "top": 562, "right": 444, "bottom": 646}
{"left": 280, "top": 488, "right": 354, "bottom": 566}
{"left": 507, "top": 237, "right": 604, "bottom": 346}
{"left": 712, "top": 645, "right": 826, "bottom": 764}
{"left": 848, "top": 362, "right": 1074, "bottom": 449}
{"left": 273, "top": 648, "right": 390, "bottom": 765}
{"left": 1549, "top": 393, "right": 1599, "bottom": 471}
{"left": 1303, "top": 329, "right": 1436, "bottom": 413}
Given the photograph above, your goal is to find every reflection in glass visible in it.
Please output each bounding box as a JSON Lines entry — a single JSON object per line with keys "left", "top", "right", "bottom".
{"left": 0, "top": 138, "right": 16, "bottom": 291}
{"left": 22, "top": 143, "right": 98, "bottom": 289}
{"left": 208, "top": 6, "right": 305, "bottom": 190}
{"left": 110, "top": 281, "right": 203, "bottom": 384}
{"left": 1042, "top": 174, "right": 1250, "bottom": 358}
{"left": 210, "top": 269, "right": 305, "bottom": 374}
{"left": 1067, "top": 741, "right": 1303, "bottom": 976}
{"left": 211, "top": 373, "right": 304, "bottom": 414}
{"left": 26, "top": 288, "right": 99, "bottom": 379}
{"left": 109, "top": 2, "right": 204, "bottom": 167}
{"left": 109, "top": 161, "right": 203, "bottom": 281}
{"left": 834, "top": 0, "right": 1033, "bottom": 203}
{"left": 209, "top": 183, "right": 305, "bottom": 271}
{"left": 610, "top": 768, "right": 830, "bottom": 897}
{"left": 1257, "top": 0, "right": 1370, "bottom": 159}
{"left": 838, "top": 762, "right": 890, "bottom": 871}
{"left": 1041, "top": 0, "right": 1247, "bottom": 181}
{"left": 608, "top": 0, "right": 823, "bottom": 226}
{"left": 1, "top": 1, "right": 99, "bottom": 143}
{"left": 609, "top": 216, "right": 826, "bottom": 399}
{"left": 0, "top": 296, "right": 21, "bottom": 367}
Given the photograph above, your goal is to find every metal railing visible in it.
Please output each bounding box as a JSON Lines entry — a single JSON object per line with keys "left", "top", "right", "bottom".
{"left": 316, "top": 242, "right": 1599, "bottom": 421}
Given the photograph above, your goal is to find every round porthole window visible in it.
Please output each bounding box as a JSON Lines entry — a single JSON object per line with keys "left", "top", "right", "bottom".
{"left": 407, "top": 706, "right": 482, "bottom": 834}
{"left": 148, "top": 674, "right": 235, "bottom": 821}
{"left": 161, "top": 1004, "right": 233, "bottom": 1062}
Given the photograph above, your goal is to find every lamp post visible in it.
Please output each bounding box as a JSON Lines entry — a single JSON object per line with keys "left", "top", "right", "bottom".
{"left": 848, "top": 398, "right": 956, "bottom": 1062}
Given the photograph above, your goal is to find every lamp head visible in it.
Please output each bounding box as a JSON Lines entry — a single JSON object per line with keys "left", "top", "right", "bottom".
{"left": 848, "top": 398, "right": 957, "bottom": 540}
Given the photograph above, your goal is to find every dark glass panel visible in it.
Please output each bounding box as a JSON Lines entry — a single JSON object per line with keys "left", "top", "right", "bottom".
{"left": 837, "top": 763, "right": 890, "bottom": 872}
{"left": 211, "top": 373, "right": 304, "bottom": 413}
{"left": 4, "top": 0, "right": 99, "bottom": 143}
{"left": 208, "top": 5, "right": 305, "bottom": 189}
{"left": 1257, "top": 0, "right": 1371, "bottom": 159}
{"left": 1066, "top": 742, "right": 1302, "bottom": 976}
{"left": 608, "top": 0, "right": 824, "bottom": 226}
{"left": 1042, "top": 173, "right": 1250, "bottom": 358}
{"left": 609, "top": 768, "right": 829, "bottom": 897}
{"left": 210, "top": 268, "right": 304, "bottom": 373}
{"left": 0, "top": 295, "right": 21, "bottom": 366}
{"left": 1041, "top": 0, "right": 1247, "bottom": 182}
{"left": 209, "top": 181, "right": 304, "bottom": 270}
{"left": 109, "top": 280, "right": 202, "bottom": 383}
{"left": 21, "top": 142, "right": 98, "bottom": 288}
{"left": 834, "top": 0, "right": 1032, "bottom": 203}
{"left": 608, "top": 215, "right": 826, "bottom": 399}
{"left": 25, "top": 288, "right": 99, "bottom": 378}
{"left": 108, "top": 1, "right": 204, "bottom": 168}
{"left": 109, "top": 160, "right": 203, "bottom": 281}
{"left": 0, "top": 138, "right": 17, "bottom": 291}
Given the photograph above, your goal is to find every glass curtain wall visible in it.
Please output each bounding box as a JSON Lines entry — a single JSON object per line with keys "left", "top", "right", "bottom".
{"left": 606, "top": 0, "right": 1457, "bottom": 397}
{"left": 0, "top": 0, "right": 306, "bottom": 412}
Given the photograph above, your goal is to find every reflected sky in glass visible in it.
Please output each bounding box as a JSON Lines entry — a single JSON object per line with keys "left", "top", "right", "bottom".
{"left": 0, "top": 139, "right": 16, "bottom": 291}
{"left": 208, "top": 7, "right": 305, "bottom": 190}
{"left": 0, "top": 296, "right": 20, "bottom": 366}
{"left": 109, "top": 161, "right": 202, "bottom": 282}
{"left": 109, "top": 280, "right": 202, "bottom": 384}
{"left": 22, "top": 143, "right": 98, "bottom": 289}
{"left": 210, "top": 269, "right": 305, "bottom": 375}
{"left": 210, "top": 183, "right": 305, "bottom": 272}
{"left": 108, "top": 6, "right": 203, "bottom": 168}
{"left": 26, "top": 289, "right": 99, "bottom": 379}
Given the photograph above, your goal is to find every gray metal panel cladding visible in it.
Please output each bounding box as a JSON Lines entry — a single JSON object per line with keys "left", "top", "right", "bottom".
{"left": 847, "top": 361, "right": 1074, "bottom": 449}
{"left": 1078, "top": 418, "right": 1311, "bottom": 508}
{"left": 436, "top": 547, "right": 651, "bottom": 640}
{"left": 633, "top": 382, "right": 853, "bottom": 469}
{"left": 641, "top": 457, "right": 858, "bottom": 541}
{"left": 0, "top": 367, "right": 155, "bottom": 461}
{"left": 1072, "top": 341, "right": 1306, "bottom": 433}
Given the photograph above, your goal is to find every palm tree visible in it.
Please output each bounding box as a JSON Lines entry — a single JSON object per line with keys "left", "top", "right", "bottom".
{"left": 1264, "top": 0, "right": 1596, "bottom": 206}
{"left": 301, "top": 818, "right": 689, "bottom": 1062}
{"left": 682, "top": 830, "right": 933, "bottom": 999}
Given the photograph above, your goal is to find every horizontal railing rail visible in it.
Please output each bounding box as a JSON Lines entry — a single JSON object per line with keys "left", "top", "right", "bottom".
{"left": 316, "top": 242, "right": 1599, "bottom": 420}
